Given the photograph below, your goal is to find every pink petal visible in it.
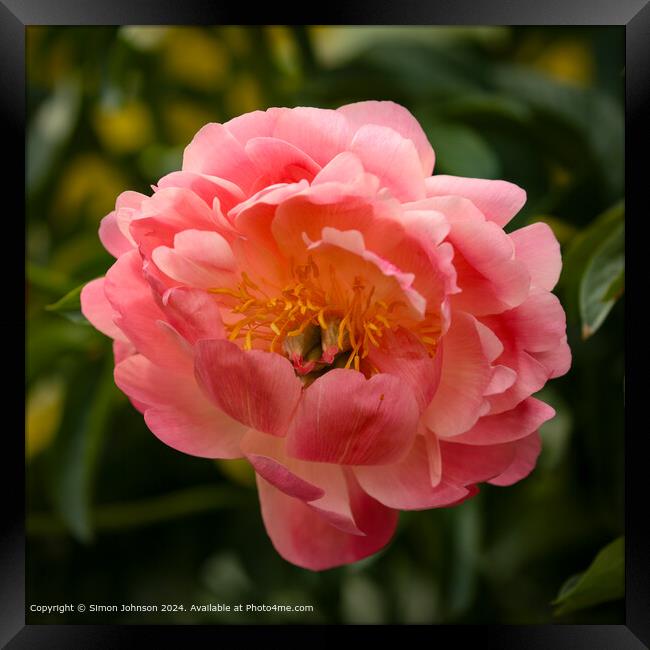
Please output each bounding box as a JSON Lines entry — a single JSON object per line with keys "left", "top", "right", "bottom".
{"left": 160, "top": 286, "right": 225, "bottom": 344}
{"left": 194, "top": 339, "right": 302, "bottom": 437}
{"left": 256, "top": 472, "right": 397, "bottom": 571}
{"left": 488, "top": 431, "right": 542, "bottom": 486}
{"left": 245, "top": 136, "right": 321, "bottom": 185}
{"left": 448, "top": 397, "right": 555, "bottom": 445}
{"left": 531, "top": 336, "right": 572, "bottom": 379}
{"left": 431, "top": 196, "right": 530, "bottom": 314}
{"left": 510, "top": 222, "right": 562, "bottom": 291}
{"left": 224, "top": 107, "right": 285, "bottom": 144}
{"left": 242, "top": 430, "right": 364, "bottom": 535}
{"left": 366, "top": 327, "right": 441, "bottom": 412}
{"left": 104, "top": 250, "right": 191, "bottom": 370}
{"left": 151, "top": 229, "right": 236, "bottom": 289}
{"left": 156, "top": 170, "right": 245, "bottom": 215}
{"left": 354, "top": 436, "right": 475, "bottom": 510}
{"left": 182, "top": 122, "right": 260, "bottom": 193}
{"left": 485, "top": 365, "right": 517, "bottom": 395}
{"left": 80, "top": 277, "right": 128, "bottom": 342}
{"left": 99, "top": 211, "right": 134, "bottom": 258}
{"left": 349, "top": 124, "right": 426, "bottom": 201}
{"left": 286, "top": 369, "right": 419, "bottom": 466}
{"left": 115, "top": 354, "right": 248, "bottom": 458}
{"left": 338, "top": 100, "right": 435, "bottom": 175}
{"left": 423, "top": 312, "right": 493, "bottom": 437}
{"left": 272, "top": 107, "right": 352, "bottom": 167}
{"left": 425, "top": 175, "right": 526, "bottom": 227}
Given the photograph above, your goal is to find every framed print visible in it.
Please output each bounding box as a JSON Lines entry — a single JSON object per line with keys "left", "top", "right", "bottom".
{"left": 5, "top": 0, "right": 648, "bottom": 646}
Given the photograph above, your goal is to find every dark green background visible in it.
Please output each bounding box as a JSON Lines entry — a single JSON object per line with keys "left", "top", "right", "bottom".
{"left": 26, "top": 26, "right": 625, "bottom": 624}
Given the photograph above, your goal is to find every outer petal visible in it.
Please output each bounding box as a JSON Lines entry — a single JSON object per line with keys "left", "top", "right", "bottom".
{"left": 256, "top": 472, "right": 397, "bottom": 571}
{"left": 242, "top": 430, "right": 365, "bottom": 535}
{"left": 80, "top": 278, "right": 128, "bottom": 342}
{"left": 182, "top": 122, "right": 260, "bottom": 193}
{"left": 99, "top": 211, "right": 134, "bottom": 258}
{"left": 425, "top": 175, "right": 526, "bottom": 227}
{"left": 286, "top": 369, "right": 419, "bottom": 466}
{"left": 349, "top": 124, "right": 426, "bottom": 201}
{"left": 423, "top": 312, "right": 492, "bottom": 437}
{"left": 194, "top": 339, "right": 302, "bottom": 437}
{"left": 509, "top": 222, "right": 562, "bottom": 291}
{"left": 354, "top": 436, "right": 475, "bottom": 510}
{"left": 271, "top": 107, "right": 352, "bottom": 167}
{"left": 447, "top": 397, "right": 555, "bottom": 445}
{"left": 104, "top": 250, "right": 191, "bottom": 369}
{"left": 488, "top": 431, "right": 542, "bottom": 486}
{"left": 115, "top": 354, "right": 248, "bottom": 458}
{"left": 338, "top": 100, "right": 435, "bottom": 175}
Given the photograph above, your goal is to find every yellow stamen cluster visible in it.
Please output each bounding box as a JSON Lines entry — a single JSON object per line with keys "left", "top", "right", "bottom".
{"left": 210, "top": 256, "right": 439, "bottom": 373}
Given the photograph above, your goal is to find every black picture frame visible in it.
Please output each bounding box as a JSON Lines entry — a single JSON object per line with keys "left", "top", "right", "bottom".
{"left": 6, "top": 1, "right": 648, "bottom": 645}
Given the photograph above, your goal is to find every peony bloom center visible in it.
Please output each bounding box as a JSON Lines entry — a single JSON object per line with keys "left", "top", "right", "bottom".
{"left": 211, "top": 252, "right": 441, "bottom": 382}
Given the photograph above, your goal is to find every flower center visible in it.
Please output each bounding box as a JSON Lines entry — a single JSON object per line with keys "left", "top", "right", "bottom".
{"left": 210, "top": 256, "right": 440, "bottom": 380}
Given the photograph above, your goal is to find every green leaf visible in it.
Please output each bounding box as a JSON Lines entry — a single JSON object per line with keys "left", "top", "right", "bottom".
{"left": 560, "top": 200, "right": 624, "bottom": 325}
{"left": 47, "top": 354, "right": 119, "bottom": 542}
{"left": 424, "top": 122, "right": 501, "bottom": 178}
{"left": 552, "top": 536, "right": 624, "bottom": 616}
{"left": 579, "top": 222, "right": 624, "bottom": 338}
{"left": 45, "top": 284, "right": 89, "bottom": 325}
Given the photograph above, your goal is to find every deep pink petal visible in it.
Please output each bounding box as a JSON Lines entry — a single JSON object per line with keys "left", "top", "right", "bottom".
{"left": 425, "top": 175, "right": 526, "bottom": 227}
{"left": 286, "top": 369, "right": 419, "bottom": 465}
{"left": 256, "top": 472, "right": 397, "bottom": 571}
{"left": 160, "top": 286, "right": 225, "bottom": 344}
{"left": 194, "top": 339, "right": 302, "bottom": 437}
{"left": 338, "top": 100, "right": 435, "bottom": 175}
{"left": 115, "top": 354, "right": 248, "bottom": 458}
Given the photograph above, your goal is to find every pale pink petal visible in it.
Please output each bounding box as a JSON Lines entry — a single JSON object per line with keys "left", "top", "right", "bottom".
{"left": 448, "top": 397, "right": 555, "bottom": 445}
{"left": 488, "top": 431, "right": 542, "bottom": 486}
{"left": 510, "top": 222, "right": 562, "bottom": 291}
{"left": 245, "top": 136, "right": 321, "bottom": 185}
{"left": 485, "top": 365, "right": 517, "bottom": 395}
{"left": 80, "top": 277, "right": 128, "bottom": 342}
{"left": 366, "top": 327, "right": 441, "bottom": 412}
{"left": 338, "top": 100, "right": 435, "bottom": 176}
{"left": 425, "top": 175, "right": 526, "bottom": 227}
{"left": 99, "top": 211, "right": 134, "bottom": 258}
{"left": 256, "top": 472, "right": 397, "bottom": 571}
{"left": 115, "top": 353, "right": 247, "bottom": 458}
{"left": 286, "top": 369, "right": 419, "bottom": 466}
{"left": 156, "top": 170, "right": 245, "bottom": 215}
{"left": 151, "top": 229, "right": 237, "bottom": 290}
{"left": 182, "top": 122, "right": 260, "bottom": 193}
{"left": 272, "top": 107, "right": 352, "bottom": 166}
{"left": 349, "top": 124, "right": 426, "bottom": 201}
{"left": 354, "top": 436, "right": 475, "bottom": 510}
{"left": 423, "top": 312, "right": 492, "bottom": 437}
{"left": 194, "top": 339, "right": 302, "bottom": 437}
{"left": 224, "top": 107, "right": 285, "bottom": 144}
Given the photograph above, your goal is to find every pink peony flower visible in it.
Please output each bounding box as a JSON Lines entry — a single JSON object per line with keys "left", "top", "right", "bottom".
{"left": 81, "top": 101, "right": 571, "bottom": 570}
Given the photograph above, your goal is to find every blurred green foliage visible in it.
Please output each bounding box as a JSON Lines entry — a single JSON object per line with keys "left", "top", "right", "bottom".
{"left": 26, "top": 26, "right": 625, "bottom": 624}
